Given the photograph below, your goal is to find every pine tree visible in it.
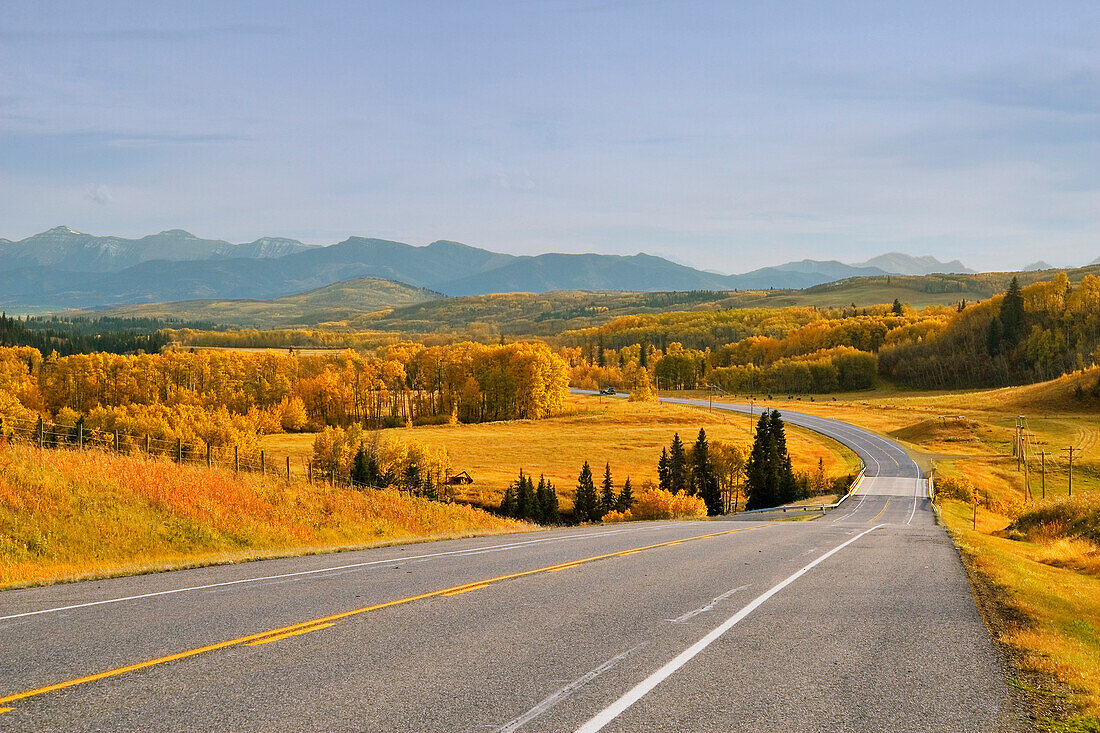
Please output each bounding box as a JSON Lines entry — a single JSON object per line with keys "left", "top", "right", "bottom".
{"left": 744, "top": 411, "right": 777, "bottom": 510}
{"left": 573, "top": 461, "right": 599, "bottom": 523}
{"left": 1000, "top": 276, "right": 1026, "bottom": 344}
{"left": 668, "top": 433, "right": 687, "bottom": 494}
{"left": 639, "top": 340, "right": 648, "bottom": 369}
{"left": 500, "top": 484, "right": 517, "bottom": 517}
{"left": 892, "top": 298, "right": 903, "bottom": 316}
{"left": 421, "top": 471, "right": 438, "bottom": 500}
{"left": 693, "top": 428, "right": 722, "bottom": 515}
{"left": 657, "top": 448, "right": 671, "bottom": 491}
{"left": 599, "top": 462, "right": 615, "bottom": 518}
{"left": 767, "top": 411, "right": 800, "bottom": 504}
{"left": 536, "top": 475, "right": 560, "bottom": 524}
{"left": 516, "top": 469, "right": 534, "bottom": 520}
{"left": 986, "top": 316, "right": 1003, "bottom": 356}
{"left": 616, "top": 477, "right": 634, "bottom": 512}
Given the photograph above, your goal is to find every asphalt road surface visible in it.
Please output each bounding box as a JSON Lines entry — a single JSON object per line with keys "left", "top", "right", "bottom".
{"left": 0, "top": 393, "right": 1029, "bottom": 732}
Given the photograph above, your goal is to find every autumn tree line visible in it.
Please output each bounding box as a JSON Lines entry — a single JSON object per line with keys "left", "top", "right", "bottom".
{"left": 564, "top": 273, "right": 1100, "bottom": 392}
{"left": 0, "top": 341, "right": 570, "bottom": 458}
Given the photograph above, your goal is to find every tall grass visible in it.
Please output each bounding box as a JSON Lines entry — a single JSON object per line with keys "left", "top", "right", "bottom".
{"left": 0, "top": 442, "right": 525, "bottom": 588}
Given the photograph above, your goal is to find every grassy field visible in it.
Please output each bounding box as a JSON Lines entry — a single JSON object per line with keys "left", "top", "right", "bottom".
{"left": 0, "top": 442, "right": 527, "bottom": 588}
{"left": 261, "top": 393, "right": 861, "bottom": 509}
{"left": 702, "top": 372, "right": 1100, "bottom": 725}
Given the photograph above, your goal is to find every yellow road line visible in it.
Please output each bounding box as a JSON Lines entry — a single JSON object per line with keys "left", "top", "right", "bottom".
{"left": 0, "top": 707, "right": 12, "bottom": 714}
{"left": 441, "top": 583, "right": 491, "bottom": 596}
{"left": 244, "top": 623, "right": 333, "bottom": 646}
{"left": 0, "top": 524, "right": 767, "bottom": 708}
{"left": 868, "top": 499, "right": 890, "bottom": 523}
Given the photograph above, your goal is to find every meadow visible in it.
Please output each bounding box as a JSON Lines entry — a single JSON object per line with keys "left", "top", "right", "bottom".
{"left": 261, "top": 393, "right": 861, "bottom": 510}
{"left": 0, "top": 441, "right": 526, "bottom": 589}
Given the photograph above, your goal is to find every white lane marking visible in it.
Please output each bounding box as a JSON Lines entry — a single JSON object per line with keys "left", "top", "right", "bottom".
{"left": 574, "top": 525, "right": 884, "bottom": 733}
{"left": 493, "top": 645, "right": 646, "bottom": 733}
{"left": 0, "top": 526, "right": 668, "bottom": 622}
{"left": 832, "top": 493, "right": 868, "bottom": 523}
{"left": 906, "top": 478, "right": 919, "bottom": 526}
{"left": 669, "top": 585, "right": 750, "bottom": 624}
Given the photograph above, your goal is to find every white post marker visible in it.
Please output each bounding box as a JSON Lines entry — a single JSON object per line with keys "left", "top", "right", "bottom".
{"left": 575, "top": 524, "right": 885, "bottom": 733}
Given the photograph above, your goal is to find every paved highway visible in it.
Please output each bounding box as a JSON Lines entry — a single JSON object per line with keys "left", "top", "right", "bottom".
{"left": 0, "top": 393, "right": 1029, "bottom": 731}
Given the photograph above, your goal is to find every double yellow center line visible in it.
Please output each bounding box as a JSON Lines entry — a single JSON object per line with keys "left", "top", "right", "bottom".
{"left": 0, "top": 524, "right": 766, "bottom": 711}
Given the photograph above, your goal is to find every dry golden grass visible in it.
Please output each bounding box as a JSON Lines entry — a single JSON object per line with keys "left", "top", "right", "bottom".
{"left": 0, "top": 442, "right": 527, "bottom": 588}
{"left": 262, "top": 394, "right": 861, "bottom": 508}
{"left": 942, "top": 498, "right": 1100, "bottom": 718}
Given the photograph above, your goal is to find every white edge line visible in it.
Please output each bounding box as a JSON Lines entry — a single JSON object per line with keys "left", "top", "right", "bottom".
{"left": 574, "top": 524, "right": 884, "bottom": 733}
{"left": 0, "top": 526, "right": 663, "bottom": 622}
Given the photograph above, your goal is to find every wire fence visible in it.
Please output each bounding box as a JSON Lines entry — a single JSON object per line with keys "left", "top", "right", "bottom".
{"left": 0, "top": 413, "right": 389, "bottom": 492}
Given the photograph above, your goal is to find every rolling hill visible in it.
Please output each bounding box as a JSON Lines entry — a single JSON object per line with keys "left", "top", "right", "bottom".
{"left": 92, "top": 265, "right": 1100, "bottom": 336}
{"left": 94, "top": 278, "right": 440, "bottom": 328}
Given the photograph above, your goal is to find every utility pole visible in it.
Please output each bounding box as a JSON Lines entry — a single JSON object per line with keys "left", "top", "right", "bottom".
{"left": 1038, "top": 450, "right": 1048, "bottom": 499}
{"left": 1062, "top": 447, "right": 1076, "bottom": 497}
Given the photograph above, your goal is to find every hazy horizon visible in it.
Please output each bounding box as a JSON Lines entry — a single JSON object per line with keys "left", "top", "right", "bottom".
{"left": 2, "top": 1, "right": 1097, "bottom": 273}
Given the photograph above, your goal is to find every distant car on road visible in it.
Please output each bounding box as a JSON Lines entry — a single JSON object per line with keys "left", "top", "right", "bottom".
{"left": 598, "top": 387, "right": 616, "bottom": 396}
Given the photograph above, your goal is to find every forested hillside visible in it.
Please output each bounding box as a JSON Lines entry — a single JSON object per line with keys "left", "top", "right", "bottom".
{"left": 565, "top": 272, "right": 1100, "bottom": 393}
{"left": 880, "top": 273, "right": 1100, "bottom": 388}
{"left": 0, "top": 314, "right": 174, "bottom": 356}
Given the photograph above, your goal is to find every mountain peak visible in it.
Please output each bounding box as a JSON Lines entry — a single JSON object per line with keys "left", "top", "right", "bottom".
{"left": 153, "top": 229, "right": 197, "bottom": 238}
{"left": 45, "top": 226, "right": 82, "bottom": 235}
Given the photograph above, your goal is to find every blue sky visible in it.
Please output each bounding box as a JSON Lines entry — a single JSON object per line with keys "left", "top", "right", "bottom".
{"left": 1, "top": 1, "right": 1097, "bottom": 272}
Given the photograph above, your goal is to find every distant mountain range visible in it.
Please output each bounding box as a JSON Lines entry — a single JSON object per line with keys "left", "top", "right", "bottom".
{"left": 0, "top": 227, "right": 982, "bottom": 308}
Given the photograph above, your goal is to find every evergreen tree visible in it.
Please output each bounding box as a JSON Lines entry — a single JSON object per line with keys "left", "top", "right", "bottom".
{"left": 421, "top": 471, "right": 438, "bottom": 500}
{"left": 500, "top": 484, "right": 517, "bottom": 517}
{"left": 516, "top": 469, "right": 534, "bottom": 520}
{"left": 657, "top": 448, "right": 671, "bottom": 491}
{"left": 616, "top": 477, "right": 634, "bottom": 512}
{"left": 693, "top": 428, "right": 722, "bottom": 515}
{"left": 597, "top": 336, "right": 606, "bottom": 368}
{"left": 986, "top": 316, "right": 1003, "bottom": 356}
{"left": 573, "top": 461, "right": 599, "bottom": 523}
{"left": 1000, "top": 276, "right": 1026, "bottom": 344}
{"left": 668, "top": 433, "right": 687, "bottom": 494}
{"left": 536, "top": 475, "right": 560, "bottom": 524}
{"left": 599, "top": 462, "right": 615, "bottom": 518}
{"left": 745, "top": 410, "right": 798, "bottom": 509}
{"left": 639, "top": 340, "right": 648, "bottom": 369}
{"left": 403, "top": 461, "right": 421, "bottom": 494}
{"left": 767, "top": 411, "right": 800, "bottom": 504}
{"left": 892, "top": 298, "right": 904, "bottom": 316}
{"left": 744, "top": 412, "right": 776, "bottom": 509}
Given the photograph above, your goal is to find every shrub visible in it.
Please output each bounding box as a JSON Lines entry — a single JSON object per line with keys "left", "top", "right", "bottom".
{"left": 610, "top": 484, "right": 707, "bottom": 521}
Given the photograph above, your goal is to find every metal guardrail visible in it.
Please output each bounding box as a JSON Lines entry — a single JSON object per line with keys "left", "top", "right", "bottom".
{"left": 739, "top": 465, "right": 867, "bottom": 515}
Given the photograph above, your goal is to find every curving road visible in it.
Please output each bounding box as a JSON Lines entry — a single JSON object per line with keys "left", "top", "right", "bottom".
{"left": 0, "top": 394, "right": 1029, "bottom": 731}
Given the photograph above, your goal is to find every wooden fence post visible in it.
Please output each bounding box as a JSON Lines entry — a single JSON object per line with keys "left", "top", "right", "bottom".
{"left": 145, "top": 435, "right": 150, "bottom": 458}
{"left": 308, "top": 460, "right": 313, "bottom": 485}
{"left": 234, "top": 445, "right": 239, "bottom": 475}
{"left": 286, "top": 456, "right": 291, "bottom": 483}
{"left": 261, "top": 451, "right": 266, "bottom": 476}
{"left": 176, "top": 438, "right": 182, "bottom": 464}
{"left": 114, "top": 430, "right": 120, "bottom": 453}
{"left": 37, "top": 417, "right": 44, "bottom": 449}
{"left": 206, "top": 444, "right": 212, "bottom": 467}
